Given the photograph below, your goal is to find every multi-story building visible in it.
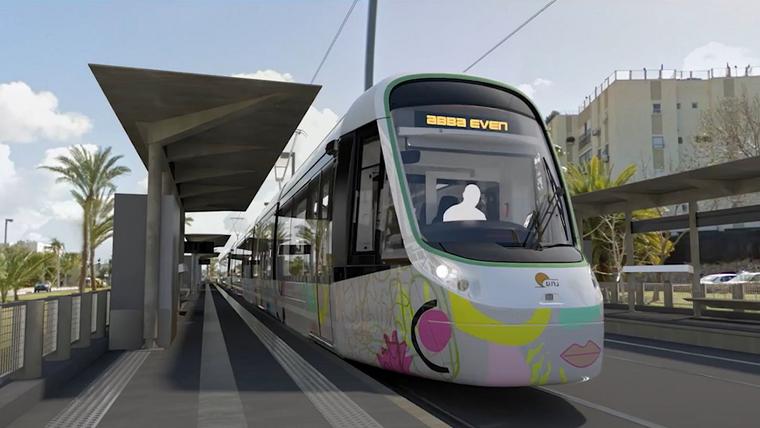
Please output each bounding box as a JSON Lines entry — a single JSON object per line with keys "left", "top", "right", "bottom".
{"left": 548, "top": 66, "right": 760, "bottom": 181}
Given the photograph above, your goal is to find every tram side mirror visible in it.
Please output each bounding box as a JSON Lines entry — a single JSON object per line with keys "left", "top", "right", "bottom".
{"left": 400, "top": 150, "right": 420, "bottom": 164}
{"left": 325, "top": 140, "right": 338, "bottom": 156}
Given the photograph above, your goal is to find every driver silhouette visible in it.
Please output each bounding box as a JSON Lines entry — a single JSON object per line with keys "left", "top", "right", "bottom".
{"left": 443, "top": 184, "right": 486, "bottom": 222}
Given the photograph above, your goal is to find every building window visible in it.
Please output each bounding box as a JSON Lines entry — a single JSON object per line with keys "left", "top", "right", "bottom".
{"left": 678, "top": 136, "right": 683, "bottom": 144}
{"left": 652, "top": 136, "right": 665, "bottom": 171}
{"left": 579, "top": 149, "right": 592, "bottom": 164}
{"left": 676, "top": 103, "right": 681, "bottom": 109}
{"left": 653, "top": 103, "right": 661, "bottom": 113}
{"left": 692, "top": 102, "right": 698, "bottom": 109}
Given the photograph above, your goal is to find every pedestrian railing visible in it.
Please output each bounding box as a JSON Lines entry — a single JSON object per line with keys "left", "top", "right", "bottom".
{"left": 0, "top": 304, "right": 26, "bottom": 379}
{"left": 0, "top": 290, "right": 110, "bottom": 383}
{"left": 42, "top": 300, "right": 58, "bottom": 357}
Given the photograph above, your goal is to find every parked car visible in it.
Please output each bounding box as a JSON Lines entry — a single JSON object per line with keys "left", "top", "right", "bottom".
{"left": 700, "top": 273, "right": 736, "bottom": 285}
{"left": 33, "top": 282, "right": 51, "bottom": 293}
{"left": 727, "top": 272, "right": 760, "bottom": 283}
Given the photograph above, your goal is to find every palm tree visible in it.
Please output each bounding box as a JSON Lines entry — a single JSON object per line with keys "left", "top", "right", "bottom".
{"left": 40, "top": 146, "right": 131, "bottom": 293}
{"left": 0, "top": 244, "right": 52, "bottom": 302}
{"left": 50, "top": 238, "right": 64, "bottom": 289}
{"left": 89, "top": 192, "right": 114, "bottom": 290}
{"left": 60, "top": 252, "right": 81, "bottom": 288}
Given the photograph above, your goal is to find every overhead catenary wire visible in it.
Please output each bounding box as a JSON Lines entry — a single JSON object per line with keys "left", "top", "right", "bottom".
{"left": 310, "top": 0, "right": 361, "bottom": 84}
{"left": 462, "top": 0, "right": 559, "bottom": 73}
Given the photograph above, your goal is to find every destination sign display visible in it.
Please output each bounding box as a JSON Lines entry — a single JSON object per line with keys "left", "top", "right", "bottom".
{"left": 415, "top": 111, "right": 509, "bottom": 133}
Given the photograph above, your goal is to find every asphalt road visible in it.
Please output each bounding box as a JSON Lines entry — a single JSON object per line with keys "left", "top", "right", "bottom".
{"left": 361, "top": 335, "right": 760, "bottom": 428}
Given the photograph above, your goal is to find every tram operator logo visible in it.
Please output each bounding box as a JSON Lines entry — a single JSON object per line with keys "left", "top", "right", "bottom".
{"left": 535, "top": 272, "right": 560, "bottom": 288}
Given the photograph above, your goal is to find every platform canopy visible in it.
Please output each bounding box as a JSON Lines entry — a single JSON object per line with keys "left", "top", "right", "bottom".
{"left": 185, "top": 233, "right": 230, "bottom": 247}
{"left": 572, "top": 155, "right": 760, "bottom": 215}
{"left": 90, "top": 64, "right": 321, "bottom": 212}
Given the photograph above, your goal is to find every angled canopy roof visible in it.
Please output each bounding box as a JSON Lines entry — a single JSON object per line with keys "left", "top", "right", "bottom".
{"left": 572, "top": 156, "right": 760, "bottom": 215}
{"left": 90, "top": 64, "right": 320, "bottom": 212}
{"left": 185, "top": 234, "right": 230, "bottom": 248}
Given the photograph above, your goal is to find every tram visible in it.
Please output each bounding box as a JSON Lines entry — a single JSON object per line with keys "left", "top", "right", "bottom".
{"left": 225, "top": 74, "right": 603, "bottom": 387}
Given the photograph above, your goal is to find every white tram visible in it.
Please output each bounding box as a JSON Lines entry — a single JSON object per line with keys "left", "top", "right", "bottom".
{"left": 225, "top": 74, "right": 603, "bottom": 387}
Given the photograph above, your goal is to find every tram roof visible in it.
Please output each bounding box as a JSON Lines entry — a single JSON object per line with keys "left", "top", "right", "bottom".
{"left": 90, "top": 64, "right": 321, "bottom": 212}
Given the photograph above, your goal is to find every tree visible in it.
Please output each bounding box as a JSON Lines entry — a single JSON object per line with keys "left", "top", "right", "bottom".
{"left": 693, "top": 91, "right": 760, "bottom": 166}
{"left": 50, "top": 238, "right": 64, "bottom": 288}
{"left": 60, "top": 252, "right": 81, "bottom": 288}
{"left": 89, "top": 192, "right": 114, "bottom": 290}
{"left": 40, "top": 146, "right": 130, "bottom": 293}
{"left": 0, "top": 245, "right": 52, "bottom": 302}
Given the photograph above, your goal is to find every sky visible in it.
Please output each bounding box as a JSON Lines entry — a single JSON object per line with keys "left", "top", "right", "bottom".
{"left": 1, "top": 0, "right": 760, "bottom": 259}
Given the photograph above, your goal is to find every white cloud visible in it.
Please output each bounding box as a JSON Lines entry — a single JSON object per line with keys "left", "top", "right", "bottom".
{"left": 682, "top": 42, "right": 760, "bottom": 70}
{"left": 0, "top": 81, "right": 91, "bottom": 144}
{"left": 232, "top": 70, "right": 295, "bottom": 82}
{"left": 517, "top": 78, "right": 553, "bottom": 99}
{"left": 50, "top": 200, "right": 82, "bottom": 222}
{"left": 137, "top": 174, "right": 148, "bottom": 193}
{"left": 0, "top": 143, "right": 17, "bottom": 190}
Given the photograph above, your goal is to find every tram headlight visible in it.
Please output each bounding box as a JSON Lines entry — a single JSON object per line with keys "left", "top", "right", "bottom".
{"left": 435, "top": 264, "right": 450, "bottom": 279}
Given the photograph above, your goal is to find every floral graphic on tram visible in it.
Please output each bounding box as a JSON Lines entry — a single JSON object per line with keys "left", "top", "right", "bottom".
{"left": 376, "top": 330, "right": 413, "bottom": 373}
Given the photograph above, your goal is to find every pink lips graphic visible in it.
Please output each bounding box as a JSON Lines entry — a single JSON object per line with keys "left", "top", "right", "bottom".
{"left": 561, "top": 340, "right": 601, "bottom": 368}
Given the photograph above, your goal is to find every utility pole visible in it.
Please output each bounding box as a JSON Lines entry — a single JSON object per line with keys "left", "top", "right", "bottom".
{"left": 4, "top": 218, "right": 12, "bottom": 245}
{"left": 365, "top": 0, "right": 377, "bottom": 90}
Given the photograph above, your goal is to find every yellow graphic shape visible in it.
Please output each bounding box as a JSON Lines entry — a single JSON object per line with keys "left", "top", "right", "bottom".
{"left": 448, "top": 292, "right": 551, "bottom": 346}
{"left": 535, "top": 272, "right": 549, "bottom": 286}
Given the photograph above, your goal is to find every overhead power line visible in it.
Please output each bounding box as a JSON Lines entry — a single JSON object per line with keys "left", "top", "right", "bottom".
{"left": 462, "top": 0, "right": 559, "bottom": 73}
{"left": 310, "top": 0, "right": 361, "bottom": 84}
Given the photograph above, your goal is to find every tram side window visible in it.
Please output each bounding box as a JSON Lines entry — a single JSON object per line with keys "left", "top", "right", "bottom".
{"left": 353, "top": 137, "right": 381, "bottom": 253}
{"left": 291, "top": 197, "right": 311, "bottom": 281}
{"left": 317, "top": 166, "right": 334, "bottom": 283}
{"left": 378, "top": 170, "right": 408, "bottom": 264}
{"left": 276, "top": 204, "right": 293, "bottom": 280}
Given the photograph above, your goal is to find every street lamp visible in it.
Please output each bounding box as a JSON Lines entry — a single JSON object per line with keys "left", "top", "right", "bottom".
{"left": 3, "top": 218, "right": 12, "bottom": 245}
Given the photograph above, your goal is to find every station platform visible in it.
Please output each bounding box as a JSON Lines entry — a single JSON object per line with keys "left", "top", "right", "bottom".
{"left": 8, "top": 285, "right": 442, "bottom": 428}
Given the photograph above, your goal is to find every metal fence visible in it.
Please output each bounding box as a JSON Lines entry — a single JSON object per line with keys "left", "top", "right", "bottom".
{"left": 42, "top": 300, "right": 58, "bottom": 357}
{"left": 0, "top": 290, "right": 110, "bottom": 382}
{"left": 91, "top": 294, "right": 98, "bottom": 334}
{"left": 601, "top": 280, "right": 760, "bottom": 313}
{"left": 71, "top": 296, "right": 81, "bottom": 343}
{"left": 0, "top": 304, "right": 25, "bottom": 379}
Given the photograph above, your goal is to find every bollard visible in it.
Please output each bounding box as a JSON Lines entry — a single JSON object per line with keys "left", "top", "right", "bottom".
{"left": 731, "top": 282, "right": 745, "bottom": 300}
{"left": 611, "top": 282, "right": 619, "bottom": 304}
{"left": 636, "top": 281, "right": 645, "bottom": 306}
{"left": 664, "top": 280, "right": 674, "bottom": 308}
{"left": 74, "top": 293, "right": 92, "bottom": 349}
{"left": 627, "top": 275, "right": 637, "bottom": 311}
{"left": 94, "top": 291, "right": 108, "bottom": 339}
{"left": 12, "top": 301, "right": 44, "bottom": 380}
{"left": 47, "top": 295, "right": 72, "bottom": 361}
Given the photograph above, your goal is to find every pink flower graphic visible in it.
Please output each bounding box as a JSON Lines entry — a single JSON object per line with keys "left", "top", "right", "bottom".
{"left": 377, "top": 330, "right": 413, "bottom": 373}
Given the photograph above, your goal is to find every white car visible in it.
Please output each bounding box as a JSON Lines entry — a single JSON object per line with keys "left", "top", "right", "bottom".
{"left": 727, "top": 272, "right": 760, "bottom": 284}
{"left": 700, "top": 273, "right": 736, "bottom": 285}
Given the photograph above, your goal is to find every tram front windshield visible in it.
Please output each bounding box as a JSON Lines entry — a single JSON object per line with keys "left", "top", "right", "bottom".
{"left": 390, "top": 82, "right": 579, "bottom": 263}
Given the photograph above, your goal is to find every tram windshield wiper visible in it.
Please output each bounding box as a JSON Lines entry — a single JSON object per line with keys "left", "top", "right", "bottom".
{"left": 522, "top": 158, "right": 569, "bottom": 250}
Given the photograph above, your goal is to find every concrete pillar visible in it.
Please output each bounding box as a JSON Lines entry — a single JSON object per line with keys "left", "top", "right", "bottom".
{"left": 13, "top": 301, "right": 43, "bottom": 379}
{"left": 688, "top": 199, "right": 703, "bottom": 317}
{"left": 624, "top": 209, "right": 635, "bottom": 311}
{"left": 74, "top": 293, "right": 92, "bottom": 349}
{"left": 94, "top": 291, "right": 108, "bottom": 339}
{"left": 143, "top": 142, "right": 163, "bottom": 348}
{"left": 48, "top": 295, "right": 72, "bottom": 361}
